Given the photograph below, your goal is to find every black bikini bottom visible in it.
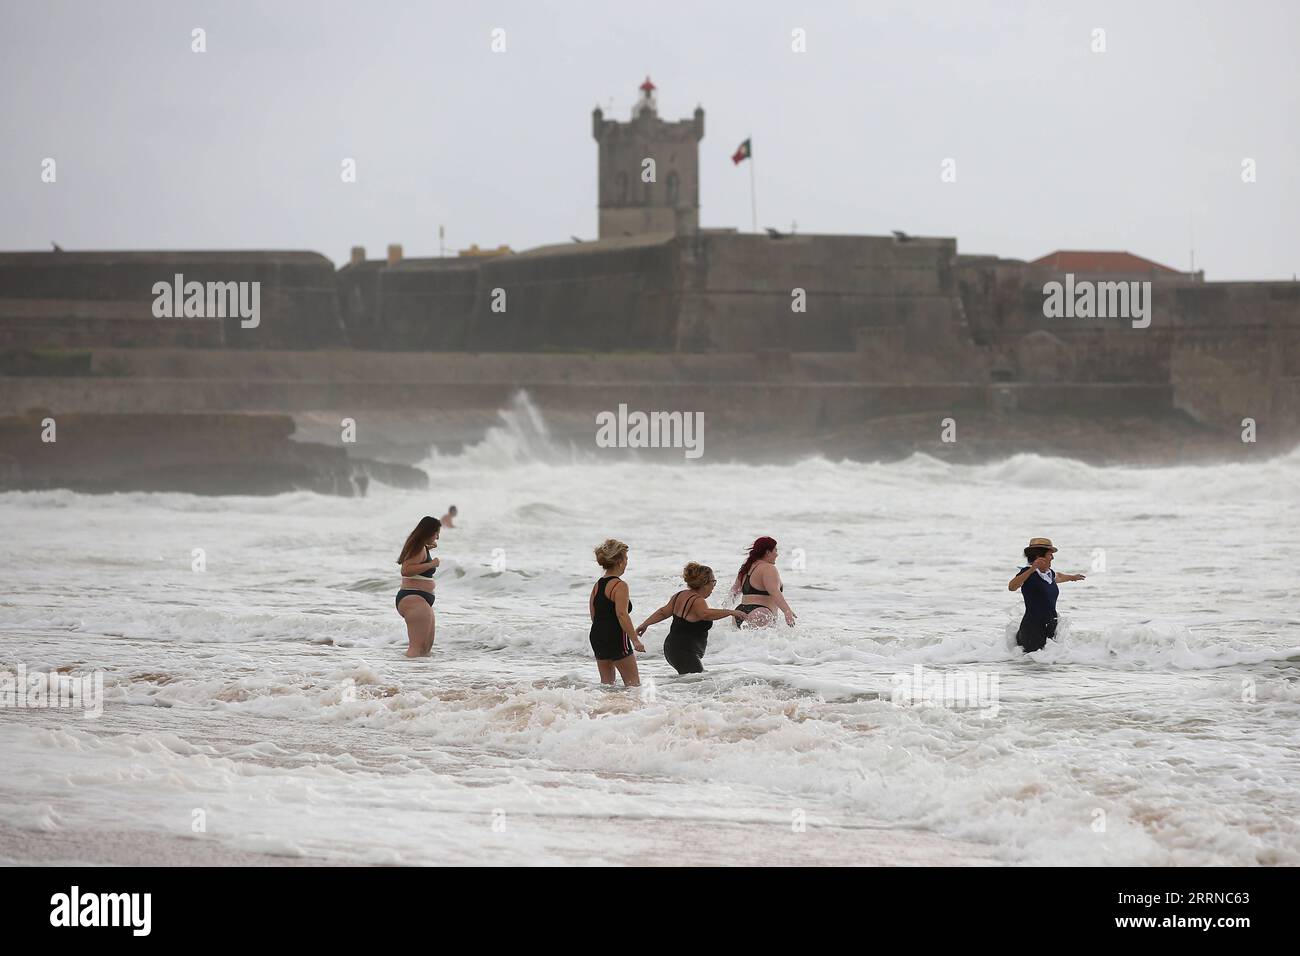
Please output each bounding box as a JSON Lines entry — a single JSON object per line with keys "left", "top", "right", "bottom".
{"left": 734, "top": 603, "right": 771, "bottom": 625}
{"left": 396, "top": 589, "right": 435, "bottom": 609}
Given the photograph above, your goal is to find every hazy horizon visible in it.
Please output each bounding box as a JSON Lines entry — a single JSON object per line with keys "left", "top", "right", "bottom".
{"left": 2, "top": 0, "right": 1297, "bottom": 280}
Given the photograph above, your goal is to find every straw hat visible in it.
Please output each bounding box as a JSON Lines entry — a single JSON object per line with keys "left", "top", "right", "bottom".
{"left": 1026, "top": 537, "right": 1058, "bottom": 552}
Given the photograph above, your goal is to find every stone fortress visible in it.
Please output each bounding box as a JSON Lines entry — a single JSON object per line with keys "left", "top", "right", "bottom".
{"left": 1, "top": 79, "right": 1297, "bottom": 491}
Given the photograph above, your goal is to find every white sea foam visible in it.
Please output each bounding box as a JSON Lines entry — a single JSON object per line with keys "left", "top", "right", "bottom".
{"left": 1, "top": 393, "right": 1298, "bottom": 865}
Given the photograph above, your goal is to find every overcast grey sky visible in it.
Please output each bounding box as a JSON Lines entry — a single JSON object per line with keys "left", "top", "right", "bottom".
{"left": 2, "top": 0, "right": 1297, "bottom": 279}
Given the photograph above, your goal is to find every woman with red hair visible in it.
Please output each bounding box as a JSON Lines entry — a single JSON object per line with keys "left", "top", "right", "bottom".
{"left": 730, "top": 536, "right": 796, "bottom": 627}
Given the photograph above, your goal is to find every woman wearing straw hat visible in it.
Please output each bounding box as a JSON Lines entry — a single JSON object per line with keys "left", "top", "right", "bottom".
{"left": 1007, "top": 537, "right": 1086, "bottom": 652}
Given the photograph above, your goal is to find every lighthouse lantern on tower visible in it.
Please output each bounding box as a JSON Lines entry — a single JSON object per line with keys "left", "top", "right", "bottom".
{"left": 632, "top": 75, "right": 658, "bottom": 119}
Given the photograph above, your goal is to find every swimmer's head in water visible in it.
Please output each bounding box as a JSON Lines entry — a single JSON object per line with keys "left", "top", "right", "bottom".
{"left": 738, "top": 536, "right": 778, "bottom": 580}
{"left": 448, "top": 505, "right": 458, "bottom": 516}
{"left": 594, "top": 538, "right": 629, "bottom": 571}
{"left": 398, "top": 515, "right": 441, "bottom": 564}
{"left": 683, "top": 562, "right": 715, "bottom": 591}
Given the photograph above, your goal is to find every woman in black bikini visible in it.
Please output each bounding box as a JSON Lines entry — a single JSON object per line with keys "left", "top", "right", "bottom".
{"left": 588, "top": 538, "right": 644, "bottom": 686}
{"left": 730, "top": 536, "right": 797, "bottom": 627}
{"left": 636, "top": 562, "right": 746, "bottom": 674}
{"left": 396, "top": 516, "right": 440, "bottom": 657}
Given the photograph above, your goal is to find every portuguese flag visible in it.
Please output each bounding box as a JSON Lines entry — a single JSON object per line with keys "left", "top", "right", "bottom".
{"left": 731, "top": 138, "right": 752, "bottom": 165}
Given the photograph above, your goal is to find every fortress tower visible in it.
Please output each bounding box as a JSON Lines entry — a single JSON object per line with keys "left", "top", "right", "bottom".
{"left": 592, "top": 77, "right": 704, "bottom": 238}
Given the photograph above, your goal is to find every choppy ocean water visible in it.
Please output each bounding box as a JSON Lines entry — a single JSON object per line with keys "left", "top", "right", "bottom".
{"left": 2, "top": 396, "right": 1298, "bottom": 865}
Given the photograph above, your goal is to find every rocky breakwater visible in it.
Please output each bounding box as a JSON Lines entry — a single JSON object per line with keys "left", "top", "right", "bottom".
{"left": 0, "top": 411, "right": 426, "bottom": 496}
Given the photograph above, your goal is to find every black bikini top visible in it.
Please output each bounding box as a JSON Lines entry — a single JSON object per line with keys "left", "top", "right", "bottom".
{"left": 415, "top": 547, "right": 435, "bottom": 578}
{"left": 742, "top": 568, "right": 782, "bottom": 596}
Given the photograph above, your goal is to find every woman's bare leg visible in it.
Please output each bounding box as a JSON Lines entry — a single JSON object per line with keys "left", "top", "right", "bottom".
{"left": 422, "top": 611, "right": 436, "bottom": 654}
{"left": 398, "top": 597, "right": 433, "bottom": 657}
{"left": 596, "top": 659, "right": 617, "bottom": 684}
{"left": 612, "top": 655, "right": 640, "bottom": 687}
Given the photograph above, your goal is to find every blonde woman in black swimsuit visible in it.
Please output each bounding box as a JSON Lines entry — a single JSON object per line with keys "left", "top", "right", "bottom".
{"left": 730, "top": 536, "right": 797, "bottom": 627}
{"left": 396, "top": 516, "right": 440, "bottom": 657}
{"left": 588, "top": 538, "right": 644, "bottom": 686}
{"left": 636, "top": 562, "right": 745, "bottom": 673}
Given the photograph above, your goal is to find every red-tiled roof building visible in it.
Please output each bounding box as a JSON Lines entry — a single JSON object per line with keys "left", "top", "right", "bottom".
{"left": 1031, "top": 250, "right": 1201, "bottom": 281}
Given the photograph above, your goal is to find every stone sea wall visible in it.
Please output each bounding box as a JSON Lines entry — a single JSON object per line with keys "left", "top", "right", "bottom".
{"left": 0, "top": 240, "right": 1296, "bottom": 490}
{"left": 0, "top": 251, "right": 346, "bottom": 351}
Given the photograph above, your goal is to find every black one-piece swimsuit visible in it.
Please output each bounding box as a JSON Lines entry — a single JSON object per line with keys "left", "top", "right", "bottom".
{"left": 589, "top": 575, "right": 633, "bottom": 661}
{"left": 1015, "top": 566, "right": 1058, "bottom": 652}
{"left": 664, "top": 592, "right": 712, "bottom": 674}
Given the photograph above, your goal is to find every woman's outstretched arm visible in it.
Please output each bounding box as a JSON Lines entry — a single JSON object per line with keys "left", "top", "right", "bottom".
{"left": 686, "top": 597, "right": 746, "bottom": 623}
{"left": 636, "top": 600, "right": 674, "bottom": 636}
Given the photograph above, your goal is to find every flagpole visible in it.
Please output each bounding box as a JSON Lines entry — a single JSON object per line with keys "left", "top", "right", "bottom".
{"left": 749, "top": 152, "right": 757, "bottom": 234}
